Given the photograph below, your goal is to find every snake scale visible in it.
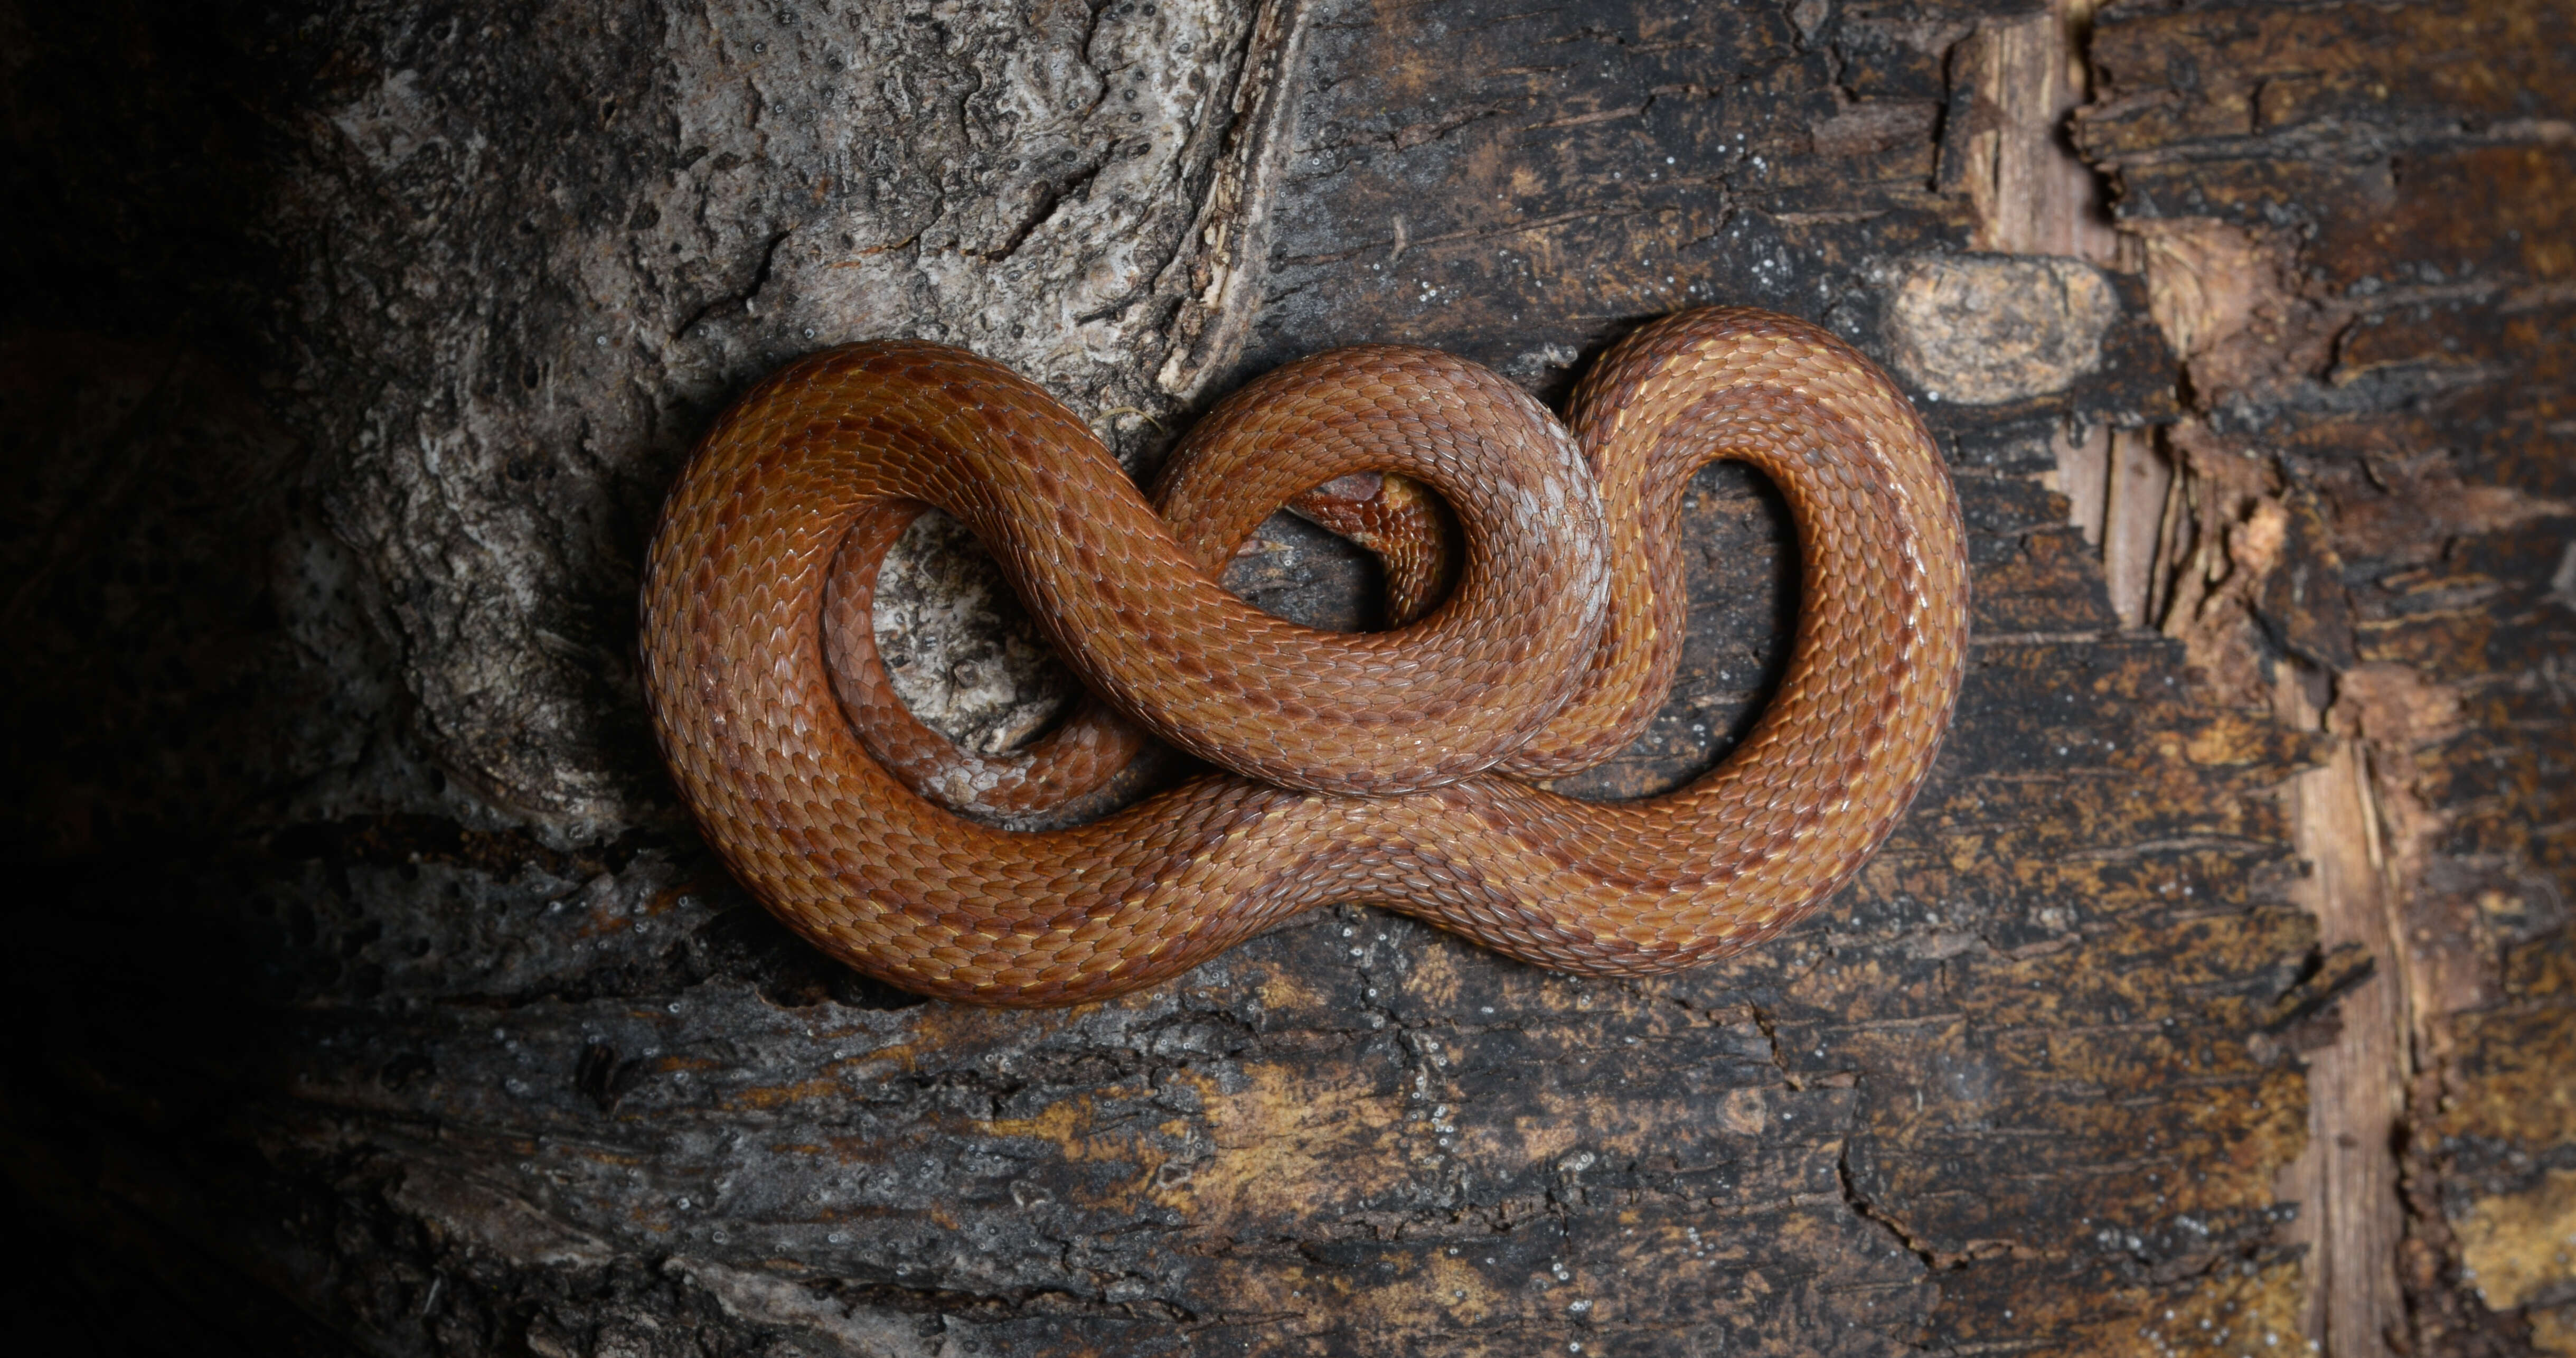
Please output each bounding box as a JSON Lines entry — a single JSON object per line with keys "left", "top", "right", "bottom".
{"left": 640, "top": 307, "right": 1968, "bottom": 1006}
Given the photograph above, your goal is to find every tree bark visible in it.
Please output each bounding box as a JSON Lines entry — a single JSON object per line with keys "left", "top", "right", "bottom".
{"left": 3, "top": 2, "right": 2570, "bottom": 1355}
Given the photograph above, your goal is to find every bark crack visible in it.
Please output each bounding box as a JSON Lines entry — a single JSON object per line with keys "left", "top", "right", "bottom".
{"left": 676, "top": 228, "right": 794, "bottom": 336}
{"left": 1836, "top": 1144, "right": 1955, "bottom": 1272}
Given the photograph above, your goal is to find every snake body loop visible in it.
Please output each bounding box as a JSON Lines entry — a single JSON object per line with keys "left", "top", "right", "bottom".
{"left": 641, "top": 307, "right": 1968, "bottom": 1005}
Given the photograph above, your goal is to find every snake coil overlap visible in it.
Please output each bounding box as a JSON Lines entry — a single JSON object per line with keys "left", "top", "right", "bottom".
{"left": 641, "top": 307, "right": 1969, "bottom": 1006}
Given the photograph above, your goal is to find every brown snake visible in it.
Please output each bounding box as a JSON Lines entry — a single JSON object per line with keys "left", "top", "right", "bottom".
{"left": 641, "top": 307, "right": 1969, "bottom": 1006}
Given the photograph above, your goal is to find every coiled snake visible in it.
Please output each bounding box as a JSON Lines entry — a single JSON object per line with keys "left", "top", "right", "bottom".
{"left": 640, "top": 307, "right": 1968, "bottom": 1006}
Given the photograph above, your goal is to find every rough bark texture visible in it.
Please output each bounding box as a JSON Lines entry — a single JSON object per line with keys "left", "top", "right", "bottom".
{"left": 2, "top": 2, "right": 2569, "bottom": 1356}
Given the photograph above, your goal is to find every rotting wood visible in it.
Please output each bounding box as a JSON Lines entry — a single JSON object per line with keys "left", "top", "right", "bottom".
{"left": 1949, "top": 0, "right": 2122, "bottom": 265}
{"left": 2102, "top": 428, "right": 2170, "bottom": 631}
{"left": 2081, "top": 4, "right": 2576, "bottom": 1353}
{"left": 2277, "top": 678, "right": 2415, "bottom": 1356}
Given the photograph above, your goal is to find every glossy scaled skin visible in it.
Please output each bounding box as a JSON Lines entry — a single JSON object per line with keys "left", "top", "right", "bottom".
{"left": 640, "top": 308, "right": 1969, "bottom": 1005}
{"left": 817, "top": 443, "right": 1462, "bottom": 824}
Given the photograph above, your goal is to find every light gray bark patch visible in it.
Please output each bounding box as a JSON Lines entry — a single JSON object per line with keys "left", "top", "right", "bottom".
{"left": 1880, "top": 254, "right": 2121, "bottom": 405}
{"left": 873, "top": 510, "right": 1083, "bottom": 756}
{"left": 296, "top": 0, "right": 1287, "bottom": 830}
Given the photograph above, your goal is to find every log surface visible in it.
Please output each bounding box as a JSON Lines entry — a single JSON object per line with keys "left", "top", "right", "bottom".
{"left": 2, "top": 2, "right": 2569, "bottom": 1355}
